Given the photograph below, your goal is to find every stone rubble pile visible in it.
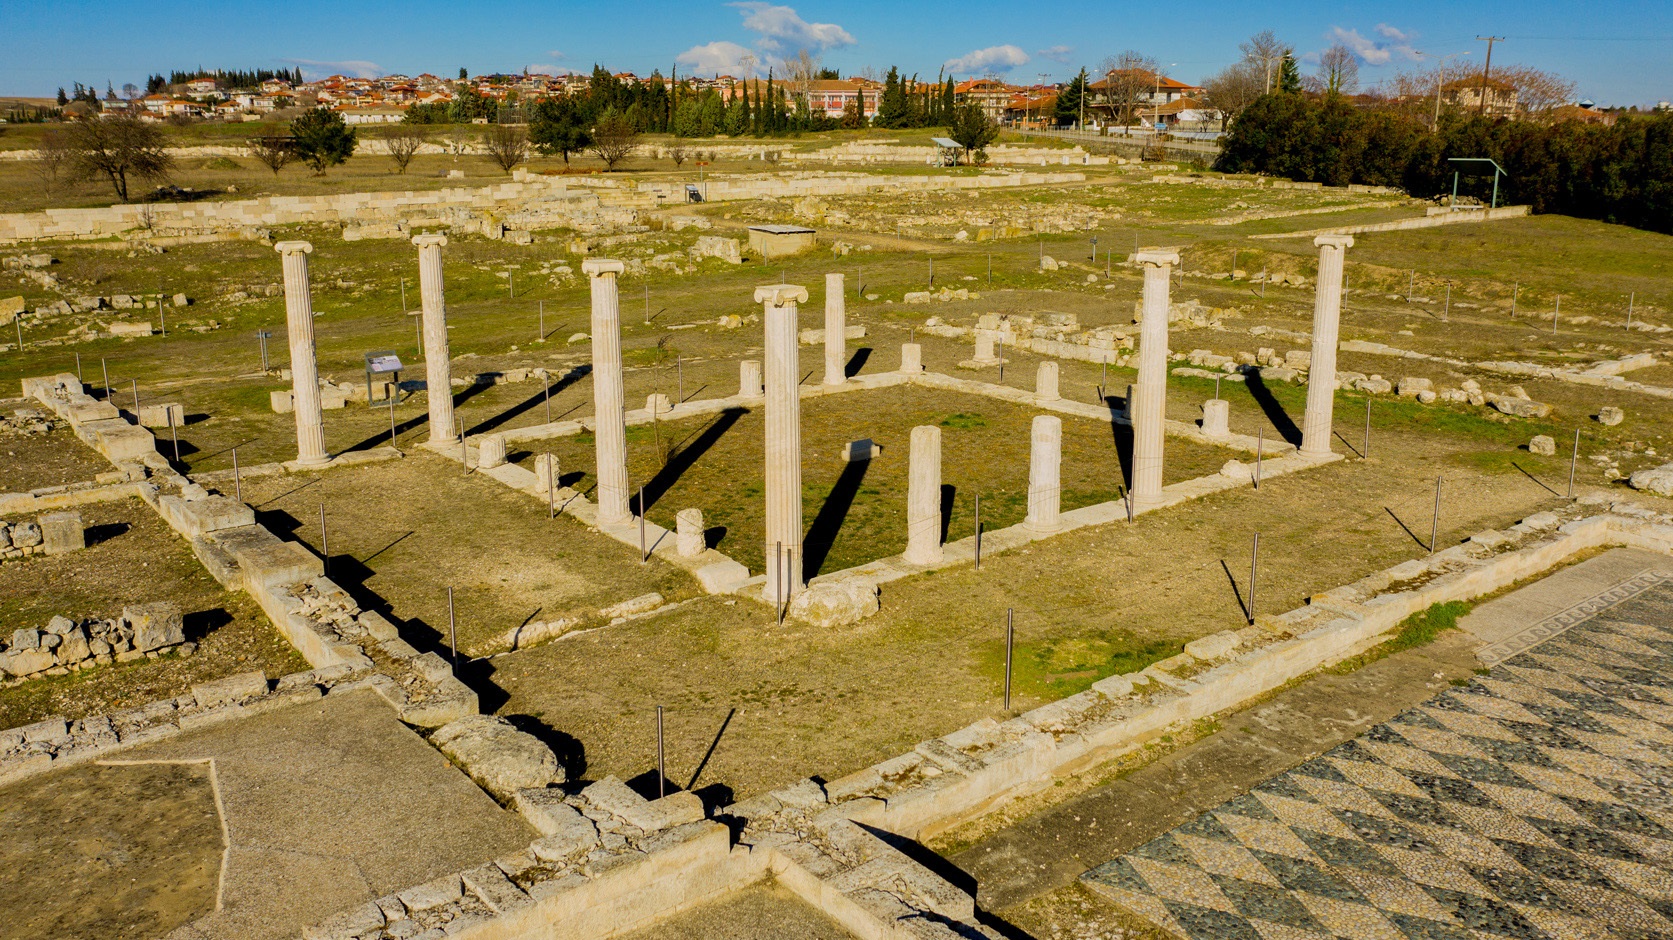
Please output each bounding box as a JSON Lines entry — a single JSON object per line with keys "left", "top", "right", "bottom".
{"left": 0, "top": 603, "right": 183, "bottom": 681}
{"left": 0, "top": 508, "right": 84, "bottom": 561}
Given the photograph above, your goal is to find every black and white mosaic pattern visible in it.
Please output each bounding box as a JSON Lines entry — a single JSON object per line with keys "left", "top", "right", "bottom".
{"left": 1082, "top": 582, "right": 1673, "bottom": 939}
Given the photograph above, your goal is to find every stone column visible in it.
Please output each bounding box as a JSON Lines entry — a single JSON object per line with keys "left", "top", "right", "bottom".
{"left": 1201, "top": 398, "right": 1230, "bottom": 439}
{"left": 277, "top": 240, "right": 328, "bottom": 467}
{"left": 823, "top": 273, "right": 847, "bottom": 386}
{"left": 974, "top": 331, "right": 997, "bottom": 363}
{"left": 1037, "top": 361, "right": 1060, "bottom": 401}
{"left": 1025, "top": 415, "right": 1062, "bottom": 533}
{"left": 903, "top": 425, "right": 943, "bottom": 565}
{"left": 584, "top": 259, "right": 631, "bottom": 526}
{"left": 478, "top": 434, "right": 506, "bottom": 469}
{"left": 414, "top": 234, "right": 456, "bottom": 444}
{"left": 900, "top": 343, "right": 923, "bottom": 374}
{"left": 676, "top": 508, "right": 705, "bottom": 557}
{"left": 759, "top": 284, "right": 808, "bottom": 606}
{"left": 1301, "top": 235, "right": 1354, "bottom": 457}
{"left": 1132, "top": 250, "right": 1179, "bottom": 507}
{"left": 739, "top": 360, "right": 763, "bottom": 398}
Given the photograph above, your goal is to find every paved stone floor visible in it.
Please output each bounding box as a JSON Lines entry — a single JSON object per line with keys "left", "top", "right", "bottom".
{"left": 1082, "top": 571, "right": 1673, "bottom": 939}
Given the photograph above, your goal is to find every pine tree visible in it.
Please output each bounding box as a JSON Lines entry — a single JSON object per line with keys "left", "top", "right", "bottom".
{"left": 1278, "top": 54, "right": 1302, "bottom": 94}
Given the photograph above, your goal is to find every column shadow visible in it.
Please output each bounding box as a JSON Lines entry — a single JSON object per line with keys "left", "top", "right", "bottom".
{"left": 637, "top": 407, "right": 746, "bottom": 512}
{"left": 940, "top": 484, "right": 956, "bottom": 543}
{"left": 1106, "top": 397, "right": 1134, "bottom": 488}
{"left": 1221, "top": 559, "right": 1250, "bottom": 621}
{"left": 1244, "top": 374, "right": 1302, "bottom": 446}
{"left": 845, "top": 347, "right": 872, "bottom": 377}
{"left": 803, "top": 458, "right": 870, "bottom": 580}
{"left": 465, "top": 366, "right": 591, "bottom": 437}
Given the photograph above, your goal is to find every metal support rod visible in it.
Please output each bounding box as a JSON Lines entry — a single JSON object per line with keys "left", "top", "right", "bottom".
{"left": 776, "top": 541, "right": 785, "bottom": 626}
{"left": 388, "top": 394, "right": 397, "bottom": 448}
{"left": 75, "top": 352, "right": 82, "bottom": 383}
{"left": 1254, "top": 429, "right": 1263, "bottom": 489}
{"left": 974, "top": 494, "right": 982, "bottom": 571}
{"left": 447, "top": 587, "right": 457, "bottom": 667}
{"left": 101, "top": 358, "right": 110, "bottom": 400}
{"left": 1627, "top": 293, "right": 1635, "bottom": 330}
{"left": 319, "top": 502, "right": 329, "bottom": 575}
{"left": 538, "top": 300, "right": 544, "bottom": 342}
{"left": 1430, "top": 478, "right": 1443, "bottom": 553}
{"left": 1364, "top": 399, "right": 1372, "bottom": 459}
{"left": 15, "top": 317, "right": 22, "bottom": 351}
{"left": 232, "top": 447, "right": 242, "bottom": 503}
{"left": 459, "top": 419, "right": 467, "bottom": 473}
{"left": 544, "top": 377, "right": 551, "bottom": 424}
{"left": 168, "top": 409, "right": 180, "bottom": 464}
{"left": 131, "top": 379, "right": 139, "bottom": 413}
{"left": 928, "top": 255, "right": 933, "bottom": 288}
{"left": 400, "top": 277, "right": 406, "bottom": 313}
{"left": 677, "top": 356, "right": 684, "bottom": 401}
{"left": 547, "top": 452, "right": 556, "bottom": 518}
{"left": 1003, "top": 608, "right": 1014, "bottom": 712}
{"left": 1407, "top": 270, "right": 1414, "bottom": 302}
{"left": 1569, "top": 430, "right": 1580, "bottom": 499}
{"left": 1443, "top": 282, "right": 1451, "bottom": 321}
{"left": 639, "top": 486, "right": 647, "bottom": 563}
{"left": 657, "top": 705, "right": 666, "bottom": 798}
{"left": 1248, "top": 533, "right": 1259, "bottom": 624}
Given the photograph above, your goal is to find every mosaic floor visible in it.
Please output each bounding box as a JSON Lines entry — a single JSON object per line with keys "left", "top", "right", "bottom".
{"left": 1082, "top": 575, "right": 1673, "bottom": 939}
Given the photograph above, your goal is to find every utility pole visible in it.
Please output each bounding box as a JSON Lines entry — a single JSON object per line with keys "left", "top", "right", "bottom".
{"left": 1475, "top": 36, "right": 1504, "bottom": 115}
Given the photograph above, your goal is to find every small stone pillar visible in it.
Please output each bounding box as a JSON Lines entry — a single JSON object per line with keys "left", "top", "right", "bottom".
{"left": 1201, "top": 398, "right": 1230, "bottom": 439}
{"left": 1036, "top": 361, "right": 1060, "bottom": 401}
{"left": 277, "top": 240, "right": 329, "bottom": 467}
{"left": 973, "top": 331, "right": 998, "bottom": 363}
{"left": 583, "top": 258, "right": 631, "bottom": 526}
{"left": 1132, "top": 250, "right": 1180, "bottom": 508}
{"left": 739, "top": 360, "right": 763, "bottom": 398}
{"left": 823, "top": 273, "right": 847, "bottom": 386}
{"left": 414, "top": 234, "right": 456, "bottom": 444}
{"left": 676, "top": 508, "right": 705, "bottom": 557}
{"left": 534, "top": 454, "right": 559, "bottom": 493}
{"left": 759, "top": 284, "right": 808, "bottom": 606}
{"left": 1025, "top": 415, "right": 1063, "bottom": 533}
{"left": 40, "top": 510, "right": 84, "bottom": 555}
{"left": 1301, "top": 235, "right": 1354, "bottom": 457}
{"left": 903, "top": 425, "right": 943, "bottom": 565}
{"left": 478, "top": 435, "right": 506, "bottom": 469}
{"left": 646, "top": 393, "right": 671, "bottom": 415}
{"left": 900, "top": 343, "right": 923, "bottom": 374}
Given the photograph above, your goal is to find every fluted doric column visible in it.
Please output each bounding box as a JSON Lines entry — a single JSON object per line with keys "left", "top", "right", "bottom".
{"left": 824, "top": 273, "right": 847, "bottom": 386}
{"left": 1301, "top": 235, "right": 1354, "bottom": 457}
{"left": 1132, "top": 250, "right": 1180, "bottom": 507}
{"left": 759, "top": 283, "right": 808, "bottom": 606}
{"left": 584, "top": 259, "right": 631, "bottom": 526}
{"left": 904, "top": 425, "right": 943, "bottom": 564}
{"left": 1025, "top": 415, "right": 1063, "bottom": 533}
{"left": 413, "top": 234, "right": 456, "bottom": 444}
{"left": 277, "top": 241, "right": 328, "bottom": 467}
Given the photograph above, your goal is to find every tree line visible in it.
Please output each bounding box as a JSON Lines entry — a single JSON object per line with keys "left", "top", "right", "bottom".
{"left": 1215, "top": 93, "right": 1673, "bottom": 234}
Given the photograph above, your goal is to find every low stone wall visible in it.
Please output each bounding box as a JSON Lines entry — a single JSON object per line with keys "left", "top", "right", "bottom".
{"left": 0, "top": 604, "right": 184, "bottom": 682}
{"left": 1251, "top": 204, "right": 1531, "bottom": 239}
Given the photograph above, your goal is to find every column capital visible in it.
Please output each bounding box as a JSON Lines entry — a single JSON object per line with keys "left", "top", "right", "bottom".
{"left": 274, "top": 240, "right": 313, "bottom": 255}
{"left": 1134, "top": 249, "right": 1180, "bottom": 268}
{"left": 412, "top": 233, "right": 449, "bottom": 249}
{"left": 1314, "top": 234, "right": 1355, "bottom": 251}
{"left": 582, "top": 258, "right": 626, "bottom": 278}
{"left": 755, "top": 284, "right": 809, "bottom": 306}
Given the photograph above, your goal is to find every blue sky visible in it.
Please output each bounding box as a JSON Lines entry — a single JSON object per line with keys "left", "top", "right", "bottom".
{"left": 6, "top": 0, "right": 1671, "bottom": 107}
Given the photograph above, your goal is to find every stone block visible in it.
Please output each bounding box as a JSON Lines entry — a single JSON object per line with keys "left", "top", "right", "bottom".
{"left": 136, "top": 403, "right": 185, "bottom": 428}
{"left": 193, "top": 670, "right": 268, "bottom": 708}
{"left": 159, "top": 495, "right": 256, "bottom": 538}
{"left": 581, "top": 775, "right": 658, "bottom": 830}
{"left": 432, "top": 715, "right": 562, "bottom": 801}
{"left": 842, "top": 438, "right": 881, "bottom": 462}
{"left": 397, "top": 875, "right": 461, "bottom": 912}
{"left": 209, "top": 525, "right": 323, "bottom": 591}
{"left": 1597, "top": 406, "right": 1624, "bottom": 426}
{"left": 270, "top": 390, "right": 294, "bottom": 413}
{"left": 10, "top": 522, "right": 41, "bottom": 548}
{"left": 675, "top": 508, "right": 705, "bottom": 557}
{"left": 39, "top": 511, "right": 84, "bottom": 555}
{"left": 0, "top": 647, "right": 55, "bottom": 677}
{"left": 789, "top": 579, "right": 879, "bottom": 627}
{"left": 1529, "top": 435, "right": 1557, "bottom": 456}
{"left": 108, "top": 321, "right": 153, "bottom": 338}
{"left": 599, "top": 592, "right": 664, "bottom": 620}
{"left": 125, "top": 602, "right": 185, "bottom": 652}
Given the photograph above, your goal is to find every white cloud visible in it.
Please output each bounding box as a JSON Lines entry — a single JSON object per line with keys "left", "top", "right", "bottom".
{"left": 524, "top": 64, "right": 579, "bottom": 76}
{"left": 944, "top": 45, "right": 1031, "bottom": 76}
{"left": 544, "top": 50, "right": 567, "bottom": 60}
{"left": 280, "top": 58, "right": 384, "bottom": 79}
{"left": 1327, "top": 25, "right": 1421, "bottom": 66}
{"left": 729, "top": 2, "right": 855, "bottom": 53}
{"left": 1037, "top": 45, "right": 1075, "bottom": 65}
{"left": 676, "top": 41, "right": 759, "bottom": 76}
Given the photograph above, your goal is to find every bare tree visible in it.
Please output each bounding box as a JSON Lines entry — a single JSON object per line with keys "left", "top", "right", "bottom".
{"left": 443, "top": 127, "right": 475, "bottom": 161}
{"left": 248, "top": 136, "right": 294, "bottom": 175}
{"left": 380, "top": 124, "right": 430, "bottom": 173}
{"left": 668, "top": 141, "right": 688, "bottom": 167}
{"left": 1493, "top": 65, "right": 1578, "bottom": 118}
{"left": 589, "top": 112, "right": 640, "bottom": 171}
{"left": 482, "top": 123, "right": 529, "bottom": 174}
{"left": 1201, "top": 62, "right": 1265, "bottom": 131}
{"left": 1239, "top": 30, "right": 1288, "bottom": 93}
{"left": 1317, "top": 43, "right": 1361, "bottom": 95}
{"left": 32, "top": 127, "right": 73, "bottom": 194}
{"left": 781, "top": 48, "right": 819, "bottom": 99}
{"left": 65, "top": 114, "right": 173, "bottom": 202}
{"left": 1096, "top": 51, "right": 1160, "bottom": 128}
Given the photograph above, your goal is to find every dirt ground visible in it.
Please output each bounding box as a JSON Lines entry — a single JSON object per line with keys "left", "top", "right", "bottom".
{"left": 0, "top": 760, "right": 223, "bottom": 940}
{"left": 482, "top": 420, "right": 1567, "bottom": 806}
{"left": 512, "top": 385, "right": 1232, "bottom": 576}
{"left": 238, "top": 452, "right": 694, "bottom": 655}
{"left": 0, "top": 424, "right": 114, "bottom": 492}
{"left": 0, "top": 496, "right": 306, "bottom": 728}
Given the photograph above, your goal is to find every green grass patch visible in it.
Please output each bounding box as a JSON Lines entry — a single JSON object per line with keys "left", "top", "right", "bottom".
{"left": 1383, "top": 601, "right": 1470, "bottom": 655}
{"left": 939, "top": 412, "right": 988, "bottom": 429}
{"left": 978, "top": 632, "right": 1182, "bottom": 702}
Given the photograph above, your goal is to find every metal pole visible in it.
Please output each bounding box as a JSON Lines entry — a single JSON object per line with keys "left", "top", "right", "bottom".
{"left": 168, "top": 409, "right": 180, "bottom": 463}
{"left": 319, "top": 502, "right": 329, "bottom": 575}
{"left": 928, "top": 255, "right": 933, "bottom": 288}
{"left": 644, "top": 284, "right": 649, "bottom": 324}
{"left": 388, "top": 394, "right": 397, "bottom": 447}
{"left": 988, "top": 252, "right": 992, "bottom": 284}
{"left": 1248, "top": 533, "right": 1259, "bottom": 624}
{"left": 677, "top": 356, "right": 684, "bottom": 401}
{"left": 459, "top": 419, "right": 467, "bottom": 474}
{"left": 1364, "top": 399, "right": 1372, "bottom": 459}
{"left": 1430, "top": 478, "right": 1442, "bottom": 553}
{"left": 15, "top": 317, "right": 22, "bottom": 351}
{"left": 776, "top": 541, "right": 785, "bottom": 626}
{"left": 548, "top": 452, "right": 556, "bottom": 518}
{"left": 101, "top": 358, "right": 109, "bottom": 400}
{"left": 538, "top": 300, "right": 544, "bottom": 342}
{"left": 75, "top": 352, "right": 81, "bottom": 381}
{"left": 1627, "top": 293, "right": 1635, "bottom": 330}
{"left": 1443, "top": 282, "right": 1450, "bottom": 321}
{"left": 544, "top": 377, "right": 552, "bottom": 424}
{"left": 1003, "top": 608, "right": 1014, "bottom": 712}
{"left": 1407, "top": 270, "right": 1414, "bottom": 302}
{"left": 447, "top": 587, "right": 457, "bottom": 667}
{"left": 974, "top": 494, "right": 982, "bottom": 571}
{"left": 1553, "top": 295, "right": 1561, "bottom": 333}
{"left": 656, "top": 705, "right": 666, "bottom": 798}
{"left": 639, "top": 486, "right": 647, "bottom": 563}
{"left": 1254, "top": 429, "right": 1263, "bottom": 489}
{"left": 131, "top": 379, "right": 139, "bottom": 413}
{"left": 1569, "top": 430, "right": 1580, "bottom": 499}
{"left": 233, "top": 447, "right": 241, "bottom": 502}
{"left": 400, "top": 277, "right": 407, "bottom": 313}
